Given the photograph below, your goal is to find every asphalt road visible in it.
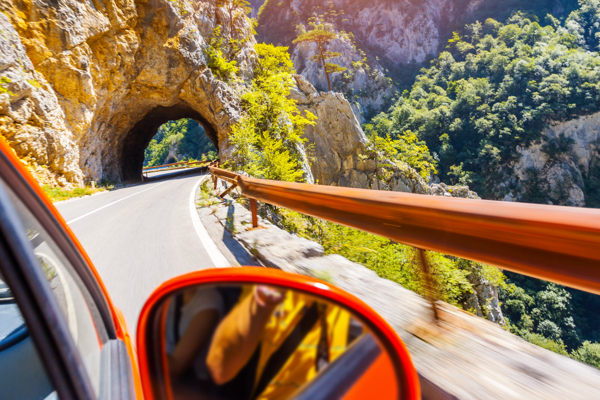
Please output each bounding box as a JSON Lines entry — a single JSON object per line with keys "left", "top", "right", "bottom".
{"left": 55, "top": 172, "right": 218, "bottom": 335}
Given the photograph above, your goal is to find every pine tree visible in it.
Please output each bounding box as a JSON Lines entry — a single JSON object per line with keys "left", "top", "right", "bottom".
{"left": 293, "top": 17, "right": 346, "bottom": 91}
{"left": 216, "top": 0, "right": 252, "bottom": 35}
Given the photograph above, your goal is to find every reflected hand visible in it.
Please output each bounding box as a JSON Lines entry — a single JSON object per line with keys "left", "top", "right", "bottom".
{"left": 254, "top": 285, "right": 285, "bottom": 307}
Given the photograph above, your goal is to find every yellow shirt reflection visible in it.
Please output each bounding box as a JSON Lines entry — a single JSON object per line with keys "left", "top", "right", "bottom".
{"left": 246, "top": 287, "right": 351, "bottom": 400}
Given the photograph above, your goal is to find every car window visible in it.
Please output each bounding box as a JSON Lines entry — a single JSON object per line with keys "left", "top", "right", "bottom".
{"left": 0, "top": 272, "right": 55, "bottom": 400}
{"left": 2, "top": 179, "right": 109, "bottom": 398}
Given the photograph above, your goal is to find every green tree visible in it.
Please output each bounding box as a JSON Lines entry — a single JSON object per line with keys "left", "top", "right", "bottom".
{"left": 361, "top": 127, "right": 437, "bottom": 187}
{"left": 293, "top": 16, "right": 347, "bottom": 91}
{"left": 204, "top": 26, "right": 239, "bottom": 82}
{"left": 367, "top": 14, "right": 600, "bottom": 202}
{"left": 227, "top": 43, "right": 316, "bottom": 181}
{"left": 216, "top": 0, "right": 252, "bottom": 35}
{"left": 572, "top": 341, "right": 600, "bottom": 369}
{"left": 144, "top": 119, "right": 216, "bottom": 166}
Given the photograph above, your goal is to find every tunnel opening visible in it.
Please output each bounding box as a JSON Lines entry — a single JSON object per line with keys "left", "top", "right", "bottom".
{"left": 121, "top": 104, "right": 219, "bottom": 181}
{"left": 143, "top": 119, "right": 218, "bottom": 169}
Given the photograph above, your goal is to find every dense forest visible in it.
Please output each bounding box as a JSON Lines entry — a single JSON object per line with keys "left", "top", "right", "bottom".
{"left": 367, "top": 9, "right": 600, "bottom": 201}
{"left": 362, "top": 1, "right": 600, "bottom": 366}
{"left": 143, "top": 119, "right": 217, "bottom": 166}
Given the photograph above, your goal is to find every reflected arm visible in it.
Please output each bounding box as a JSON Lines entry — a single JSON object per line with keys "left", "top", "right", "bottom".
{"left": 168, "top": 309, "right": 219, "bottom": 377}
{"left": 206, "top": 289, "right": 276, "bottom": 385}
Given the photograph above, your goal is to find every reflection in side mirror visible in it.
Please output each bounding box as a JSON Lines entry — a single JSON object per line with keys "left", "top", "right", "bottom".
{"left": 138, "top": 269, "right": 420, "bottom": 400}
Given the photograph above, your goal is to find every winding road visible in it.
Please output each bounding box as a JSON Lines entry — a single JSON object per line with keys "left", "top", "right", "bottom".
{"left": 55, "top": 171, "right": 227, "bottom": 335}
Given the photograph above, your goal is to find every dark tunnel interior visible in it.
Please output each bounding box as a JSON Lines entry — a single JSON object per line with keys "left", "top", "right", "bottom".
{"left": 121, "top": 103, "right": 218, "bottom": 181}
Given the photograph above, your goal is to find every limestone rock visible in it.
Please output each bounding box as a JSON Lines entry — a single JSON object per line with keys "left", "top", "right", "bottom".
{"left": 504, "top": 112, "right": 600, "bottom": 207}
{"left": 0, "top": 0, "right": 256, "bottom": 185}
{"left": 291, "top": 74, "right": 431, "bottom": 194}
{"left": 462, "top": 273, "right": 505, "bottom": 325}
{"left": 431, "top": 182, "right": 480, "bottom": 199}
{"left": 258, "top": 0, "right": 483, "bottom": 119}
{"left": 0, "top": 13, "right": 83, "bottom": 187}
{"left": 291, "top": 36, "right": 395, "bottom": 122}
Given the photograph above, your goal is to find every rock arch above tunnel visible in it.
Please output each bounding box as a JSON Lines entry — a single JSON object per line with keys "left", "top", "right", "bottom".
{"left": 121, "top": 104, "right": 218, "bottom": 181}
{"left": 0, "top": 0, "right": 253, "bottom": 185}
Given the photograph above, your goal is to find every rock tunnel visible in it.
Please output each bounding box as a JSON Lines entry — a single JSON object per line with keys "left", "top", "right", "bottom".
{"left": 120, "top": 103, "right": 219, "bottom": 181}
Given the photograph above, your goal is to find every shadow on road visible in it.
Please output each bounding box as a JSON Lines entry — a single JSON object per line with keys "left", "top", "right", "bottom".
{"left": 221, "top": 205, "right": 262, "bottom": 267}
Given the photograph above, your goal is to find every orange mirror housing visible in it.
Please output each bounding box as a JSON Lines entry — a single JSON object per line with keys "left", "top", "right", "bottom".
{"left": 136, "top": 268, "right": 420, "bottom": 400}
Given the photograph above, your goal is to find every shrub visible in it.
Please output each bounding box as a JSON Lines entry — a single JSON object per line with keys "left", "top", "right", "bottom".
{"left": 519, "top": 331, "right": 569, "bottom": 356}
{"left": 571, "top": 341, "right": 600, "bottom": 369}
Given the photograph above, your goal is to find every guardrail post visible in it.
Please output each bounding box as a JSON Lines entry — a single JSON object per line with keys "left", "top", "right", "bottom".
{"left": 417, "top": 248, "right": 439, "bottom": 322}
{"left": 250, "top": 198, "right": 258, "bottom": 228}
{"left": 213, "top": 175, "right": 217, "bottom": 190}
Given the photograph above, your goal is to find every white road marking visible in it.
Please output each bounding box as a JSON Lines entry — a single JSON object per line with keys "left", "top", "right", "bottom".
{"left": 189, "top": 177, "right": 230, "bottom": 267}
{"left": 66, "top": 181, "right": 168, "bottom": 225}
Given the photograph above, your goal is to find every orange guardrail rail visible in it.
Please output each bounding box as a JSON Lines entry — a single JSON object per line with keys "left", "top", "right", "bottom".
{"left": 143, "top": 161, "right": 188, "bottom": 171}
{"left": 209, "top": 166, "right": 600, "bottom": 296}
{"left": 142, "top": 160, "right": 215, "bottom": 175}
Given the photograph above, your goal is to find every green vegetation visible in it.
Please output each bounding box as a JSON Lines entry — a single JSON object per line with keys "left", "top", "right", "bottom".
{"left": 144, "top": 119, "right": 217, "bottom": 167}
{"left": 368, "top": 10, "right": 600, "bottom": 200}
{"left": 264, "top": 207, "right": 502, "bottom": 307}
{"left": 518, "top": 331, "right": 570, "bottom": 355}
{"left": 500, "top": 272, "right": 600, "bottom": 366}
{"left": 43, "top": 184, "right": 110, "bottom": 203}
{"left": 571, "top": 341, "right": 600, "bottom": 368}
{"left": 204, "top": 26, "right": 239, "bottom": 82}
{"left": 225, "top": 43, "right": 316, "bottom": 181}
{"left": 0, "top": 76, "right": 12, "bottom": 95}
{"left": 361, "top": 128, "right": 437, "bottom": 182}
{"left": 293, "top": 13, "right": 347, "bottom": 91}
{"left": 460, "top": 0, "right": 580, "bottom": 29}
{"left": 357, "top": 4, "right": 600, "bottom": 365}
{"left": 197, "top": 180, "right": 221, "bottom": 207}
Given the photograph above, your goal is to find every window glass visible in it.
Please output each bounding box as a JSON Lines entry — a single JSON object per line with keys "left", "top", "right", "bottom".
{"left": 0, "top": 271, "right": 55, "bottom": 400}
{"left": 2, "top": 179, "right": 108, "bottom": 397}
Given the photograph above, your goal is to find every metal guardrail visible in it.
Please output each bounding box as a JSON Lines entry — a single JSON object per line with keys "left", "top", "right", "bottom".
{"left": 209, "top": 166, "right": 600, "bottom": 296}
{"left": 142, "top": 160, "right": 215, "bottom": 177}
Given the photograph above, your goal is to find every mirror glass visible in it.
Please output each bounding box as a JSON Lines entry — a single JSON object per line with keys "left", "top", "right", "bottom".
{"left": 159, "top": 284, "right": 399, "bottom": 400}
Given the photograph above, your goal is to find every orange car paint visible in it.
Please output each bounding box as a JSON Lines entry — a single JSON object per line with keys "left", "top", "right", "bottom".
{"left": 343, "top": 351, "right": 399, "bottom": 400}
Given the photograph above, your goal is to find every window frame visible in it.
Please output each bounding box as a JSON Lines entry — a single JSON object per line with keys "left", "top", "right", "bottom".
{"left": 0, "top": 149, "right": 121, "bottom": 400}
{"left": 0, "top": 178, "right": 95, "bottom": 400}
{"left": 0, "top": 153, "right": 117, "bottom": 340}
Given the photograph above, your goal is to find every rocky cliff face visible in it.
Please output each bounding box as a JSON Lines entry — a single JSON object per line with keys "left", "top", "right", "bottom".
{"left": 0, "top": 14, "right": 84, "bottom": 186}
{"left": 0, "top": 0, "right": 255, "bottom": 186}
{"left": 291, "top": 36, "right": 394, "bottom": 123}
{"left": 503, "top": 112, "right": 600, "bottom": 207}
{"left": 258, "top": 0, "right": 481, "bottom": 66}
{"left": 257, "top": 0, "right": 482, "bottom": 119}
{"left": 0, "top": 0, "right": 424, "bottom": 192}
{"left": 291, "top": 75, "right": 482, "bottom": 200}
{"left": 0, "top": 0, "right": 484, "bottom": 202}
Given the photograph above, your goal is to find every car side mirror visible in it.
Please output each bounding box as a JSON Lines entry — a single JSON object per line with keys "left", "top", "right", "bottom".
{"left": 137, "top": 268, "right": 420, "bottom": 400}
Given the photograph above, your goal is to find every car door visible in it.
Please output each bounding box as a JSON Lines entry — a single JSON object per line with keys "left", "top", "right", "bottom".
{"left": 0, "top": 148, "right": 137, "bottom": 400}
